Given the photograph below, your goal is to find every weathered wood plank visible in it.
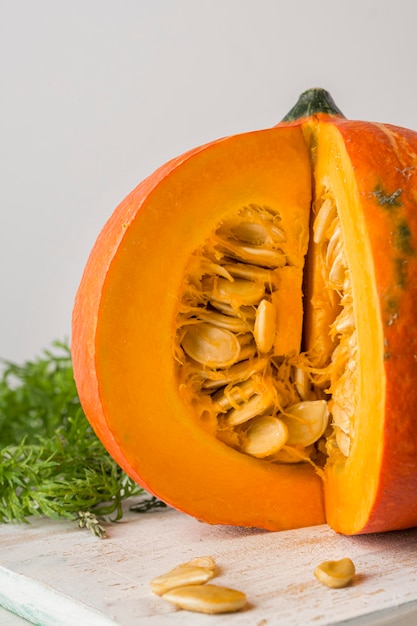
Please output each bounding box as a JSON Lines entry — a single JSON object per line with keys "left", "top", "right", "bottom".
{"left": 1, "top": 501, "right": 417, "bottom": 625}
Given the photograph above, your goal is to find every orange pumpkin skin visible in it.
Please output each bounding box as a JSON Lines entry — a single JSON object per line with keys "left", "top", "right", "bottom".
{"left": 72, "top": 90, "right": 417, "bottom": 534}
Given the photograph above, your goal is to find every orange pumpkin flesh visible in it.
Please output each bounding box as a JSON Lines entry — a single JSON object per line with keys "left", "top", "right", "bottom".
{"left": 72, "top": 89, "right": 417, "bottom": 534}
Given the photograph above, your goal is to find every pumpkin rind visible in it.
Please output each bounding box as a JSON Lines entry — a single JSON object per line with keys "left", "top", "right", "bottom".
{"left": 72, "top": 89, "right": 417, "bottom": 534}
{"left": 314, "top": 118, "right": 417, "bottom": 534}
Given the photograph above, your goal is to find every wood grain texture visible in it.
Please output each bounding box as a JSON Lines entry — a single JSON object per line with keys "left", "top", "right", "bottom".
{"left": 1, "top": 501, "right": 417, "bottom": 625}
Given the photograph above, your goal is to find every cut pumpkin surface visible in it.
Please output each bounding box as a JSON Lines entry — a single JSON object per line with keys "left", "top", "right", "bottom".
{"left": 72, "top": 89, "right": 417, "bottom": 535}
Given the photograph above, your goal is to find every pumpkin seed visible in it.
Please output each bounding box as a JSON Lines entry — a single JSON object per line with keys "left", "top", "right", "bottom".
{"left": 196, "top": 308, "right": 251, "bottom": 333}
{"left": 162, "top": 584, "right": 247, "bottom": 614}
{"left": 203, "top": 276, "right": 265, "bottom": 307}
{"left": 181, "top": 323, "right": 241, "bottom": 368}
{"left": 151, "top": 557, "right": 217, "bottom": 596}
{"left": 202, "top": 357, "right": 268, "bottom": 389}
{"left": 314, "top": 558, "right": 355, "bottom": 588}
{"left": 223, "top": 386, "right": 274, "bottom": 426}
{"left": 280, "top": 400, "right": 329, "bottom": 447}
{"left": 186, "top": 556, "right": 217, "bottom": 569}
{"left": 212, "top": 379, "right": 259, "bottom": 412}
{"left": 229, "top": 221, "right": 270, "bottom": 244}
{"left": 293, "top": 367, "right": 311, "bottom": 401}
{"left": 254, "top": 298, "right": 276, "bottom": 354}
{"left": 217, "top": 237, "right": 287, "bottom": 268}
{"left": 313, "top": 197, "right": 336, "bottom": 244}
{"left": 209, "top": 299, "right": 257, "bottom": 320}
{"left": 241, "top": 415, "right": 288, "bottom": 458}
{"left": 328, "top": 250, "right": 346, "bottom": 289}
{"left": 236, "top": 340, "right": 258, "bottom": 362}
{"left": 223, "top": 261, "right": 277, "bottom": 285}
{"left": 200, "top": 258, "right": 233, "bottom": 281}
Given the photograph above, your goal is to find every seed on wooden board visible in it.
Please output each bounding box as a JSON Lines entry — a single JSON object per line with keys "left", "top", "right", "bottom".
{"left": 314, "top": 558, "right": 356, "bottom": 588}
{"left": 181, "top": 323, "right": 241, "bottom": 368}
{"left": 241, "top": 415, "right": 288, "bottom": 458}
{"left": 280, "top": 400, "right": 329, "bottom": 447}
{"left": 254, "top": 299, "right": 276, "bottom": 353}
{"left": 150, "top": 557, "right": 217, "bottom": 595}
{"left": 186, "top": 556, "right": 216, "bottom": 569}
{"left": 162, "top": 584, "right": 247, "bottom": 614}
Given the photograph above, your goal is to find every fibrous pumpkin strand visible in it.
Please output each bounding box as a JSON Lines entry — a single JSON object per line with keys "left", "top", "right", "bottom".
{"left": 311, "top": 194, "right": 358, "bottom": 458}
{"left": 222, "top": 385, "right": 275, "bottom": 427}
{"left": 176, "top": 197, "right": 356, "bottom": 463}
{"left": 240, "top": 415, "right": 289, "bottom": 458}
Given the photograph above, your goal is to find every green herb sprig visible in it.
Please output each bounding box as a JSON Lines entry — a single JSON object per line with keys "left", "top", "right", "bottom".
{"left": 0, "top": 341, "right": 155, "bottom": 528}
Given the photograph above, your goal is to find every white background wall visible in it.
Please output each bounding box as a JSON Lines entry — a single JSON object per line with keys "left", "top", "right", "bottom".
{"left": 2, "top": 0, "right": 417, "bottom": 364}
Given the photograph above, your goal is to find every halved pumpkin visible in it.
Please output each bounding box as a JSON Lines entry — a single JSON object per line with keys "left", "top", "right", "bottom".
{"left": 72, "top": 89, "right": 417, "bottom": 534}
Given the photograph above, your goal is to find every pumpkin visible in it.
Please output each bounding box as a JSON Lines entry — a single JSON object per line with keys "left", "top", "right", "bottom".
{"left": 72, "top": 88, "right": 417, "bottom": 535}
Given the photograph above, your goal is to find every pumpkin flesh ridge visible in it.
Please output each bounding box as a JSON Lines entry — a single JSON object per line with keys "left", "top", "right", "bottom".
{"left": 75, "top": 126, "right": 325, "bottom": 530}
{"left": 315, "top": 119, "right": 417, "bottom": 534}
{"left": 310, "top": 121, "right": 384, "bottom": 533}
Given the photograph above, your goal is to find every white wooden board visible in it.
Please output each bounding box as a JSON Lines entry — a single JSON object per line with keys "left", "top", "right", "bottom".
{"left": 1, "top": 500, "right": 417, "bottom": 625}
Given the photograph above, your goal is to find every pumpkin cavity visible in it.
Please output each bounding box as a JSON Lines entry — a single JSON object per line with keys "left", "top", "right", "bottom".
{"left": 308, "top": 192, "right": 358, "bottom": 461}
{"left": 175, "top": 199, "right": 357, "bottom": 467}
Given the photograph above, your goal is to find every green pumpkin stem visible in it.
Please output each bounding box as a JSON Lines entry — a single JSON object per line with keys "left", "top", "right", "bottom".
{"left": 282, "top": 88, "right": 345, "bottom": 122}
